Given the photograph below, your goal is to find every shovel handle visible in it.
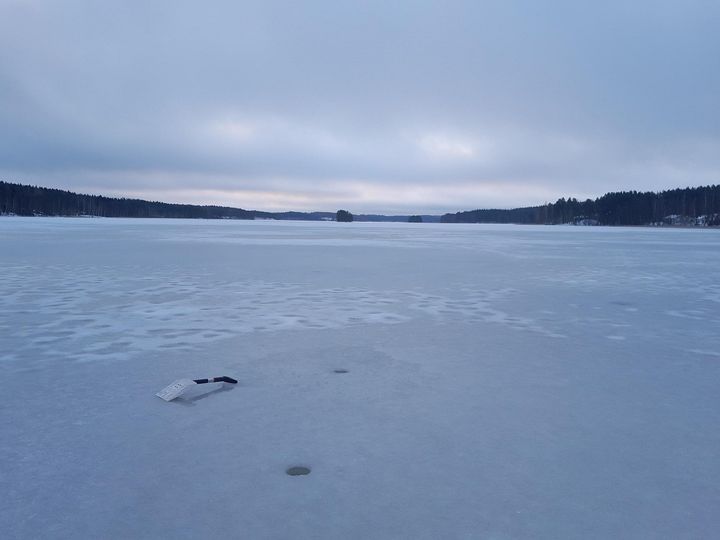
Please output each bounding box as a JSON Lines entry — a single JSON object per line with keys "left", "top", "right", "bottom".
{"left": 193, "top": 376, "right": 238, "bottom": 385}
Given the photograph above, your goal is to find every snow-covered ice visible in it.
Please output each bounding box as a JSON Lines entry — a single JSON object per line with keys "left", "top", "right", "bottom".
{"left": 1, "top": 218, "right": 719, "bottom": 539}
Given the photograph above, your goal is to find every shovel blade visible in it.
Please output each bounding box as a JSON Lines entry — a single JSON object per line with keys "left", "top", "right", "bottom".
{"left": 156, "top": 379, "right": 196, "bottom": 401}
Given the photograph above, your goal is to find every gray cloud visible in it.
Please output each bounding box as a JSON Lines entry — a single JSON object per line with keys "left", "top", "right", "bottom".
{"left": 1, "top": 0, "right": 718, "bottom": 213}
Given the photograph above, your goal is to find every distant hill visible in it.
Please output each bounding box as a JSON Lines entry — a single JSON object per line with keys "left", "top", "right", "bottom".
{"left": 0, "top": 181, "right": 440, "bottom": 222}
{"left": 442, "top": 185, "right": 720, "bottom": 226}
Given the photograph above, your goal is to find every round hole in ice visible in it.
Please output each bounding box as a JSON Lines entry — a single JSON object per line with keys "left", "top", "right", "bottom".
{"left": 286, "top": 466, "right": 311, "bottom": 476}
{"left": 334, "top": 369, "right": 349, "bottom": 374}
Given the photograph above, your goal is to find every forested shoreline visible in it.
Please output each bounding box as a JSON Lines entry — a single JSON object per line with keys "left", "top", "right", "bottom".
{"left": 0, "top": 181, "right": 259, "bottom": 219}
{"left": 0, "top": 182, "right": 445, "bottom": 222}
{"left": 2, "top": 180, "right": 719, "bottom": 226}
{"left": 441, "top": 185, "right": 720, "bottom": 226}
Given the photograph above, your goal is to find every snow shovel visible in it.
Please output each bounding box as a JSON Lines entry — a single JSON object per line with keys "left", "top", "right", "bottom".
{"left": 156, "top": 376, "right": 238, "bottom": 401}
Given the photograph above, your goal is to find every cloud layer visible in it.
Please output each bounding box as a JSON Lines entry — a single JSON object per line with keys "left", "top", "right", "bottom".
{"left": 1, "top": 0, "right": 719, "bottom": 213}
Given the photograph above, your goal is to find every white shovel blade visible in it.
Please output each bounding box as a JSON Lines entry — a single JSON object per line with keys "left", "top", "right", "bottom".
{"left": 156, "top": 379, "right": 196, "bottom": 401}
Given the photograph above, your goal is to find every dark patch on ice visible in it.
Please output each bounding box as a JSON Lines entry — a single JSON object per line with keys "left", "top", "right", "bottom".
{"left": 333, "top": 369, "right": 349, "bottom": 374}
{"left": 286, "top": 466, "right": 311, "bottom": 476}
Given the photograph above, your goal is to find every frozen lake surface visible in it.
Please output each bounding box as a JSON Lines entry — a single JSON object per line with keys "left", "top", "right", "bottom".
{"left": 1, "top": 218, "right": 719, "bottom": 539}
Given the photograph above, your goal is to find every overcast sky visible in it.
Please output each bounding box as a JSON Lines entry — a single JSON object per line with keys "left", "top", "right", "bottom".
{"left": 1, "top": 0, "right": 718, "bottom": 214}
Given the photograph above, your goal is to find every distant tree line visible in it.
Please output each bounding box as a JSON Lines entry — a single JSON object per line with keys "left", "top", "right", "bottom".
{"left": 0, "top": 181, "right": 255, "bottom": 219}
{"left": 442, "top": 185, "right": 720, "bottom": 226}
{"left": 4, "top": 180, "right": 719, "bottom": 226}
{"left": 0, "top": 181, "right": 439, "bottom": 222}
{"left": 441, "top": 206, "right": 540, "bottom": 224}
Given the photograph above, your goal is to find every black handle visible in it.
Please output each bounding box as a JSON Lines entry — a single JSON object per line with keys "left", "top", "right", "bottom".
{"left": 193, "top": 376, "right": 238, "bottom": 384}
